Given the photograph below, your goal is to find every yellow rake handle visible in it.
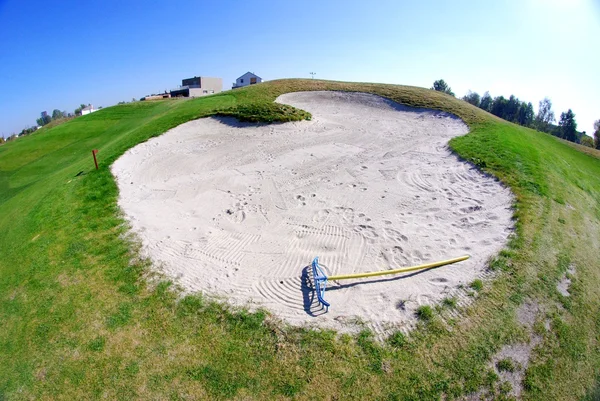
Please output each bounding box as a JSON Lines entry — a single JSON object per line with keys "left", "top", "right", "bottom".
{"left": 327, "top": 255, "right": 470, "bottom": 281}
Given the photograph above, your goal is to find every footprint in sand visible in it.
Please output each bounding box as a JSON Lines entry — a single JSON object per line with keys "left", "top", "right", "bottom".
{"left": 353, "top": 224, "right": 379, "bottom": 243}
{"left": 383, "top": 227, "right": 408, "bottom": 243}
{"left": 313, "top": 208, "right": 331, "bottom": 223}
{"left": 380, "top": 245, "right": 408, "bottom": 266}
{"left": 225, "top": 209, "right": 246, "bottom": 223}
{"left": 334, "top": 206, "right": 355, "bottom": 224}
{"left": 429, "top": 277, "right": 449, "bottom": 286}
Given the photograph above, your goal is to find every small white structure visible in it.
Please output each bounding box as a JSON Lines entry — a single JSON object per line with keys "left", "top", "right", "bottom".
{"left": 232, "top": 72, "right": 262, "bottom": 89}
{"left": 81, "top": 105, "right": 97, "bottom": 115}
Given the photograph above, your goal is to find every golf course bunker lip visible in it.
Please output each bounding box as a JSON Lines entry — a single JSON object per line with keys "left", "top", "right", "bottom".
{"left": 112, "top": 91, "right": 514, "bottom": 335}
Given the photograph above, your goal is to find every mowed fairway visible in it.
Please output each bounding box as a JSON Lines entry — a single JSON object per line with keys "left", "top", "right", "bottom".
{"left": 1, "top": 79, "right": 599, "bottom": 400}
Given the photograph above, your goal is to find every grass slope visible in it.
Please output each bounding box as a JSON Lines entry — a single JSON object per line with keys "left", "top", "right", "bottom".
{"left": 0, "top": 79, "right": 599, "bottom": 400}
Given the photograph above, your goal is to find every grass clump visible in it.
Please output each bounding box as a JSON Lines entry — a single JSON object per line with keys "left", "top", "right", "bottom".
{"left": 416, "top": 305, "right": 434, "bottom": 321}
{"left": 470, "top": 279, "right": 484, "bottom": 292}
{"left": 87, "top": 336, "right": 106, "bottom": 352}
{"left": 387, "top": 331, "right": 406, "bottom": 348}
{"left": 496, "top": 358, "right": 517, "bottom": 373}
{"left": 442, "top": 297, "right": 458, "bottom": 308}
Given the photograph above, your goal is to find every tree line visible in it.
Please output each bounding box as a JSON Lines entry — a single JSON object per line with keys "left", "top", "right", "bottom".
{"left": 2, "top": 103, "right": 94, "bottom": 144}
{"left": 431, "top": 79, "right": 599, "bottom": 149}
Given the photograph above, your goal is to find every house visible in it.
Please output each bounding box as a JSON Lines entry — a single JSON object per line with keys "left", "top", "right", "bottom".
{"left": 232, "top": 72, "right": 262, "bottom": 89}
{"left": 170, "top": 76, "right": 223, "bottom": 98}
{"left": 81, "top": 105, "right": 97, "bottom": 115}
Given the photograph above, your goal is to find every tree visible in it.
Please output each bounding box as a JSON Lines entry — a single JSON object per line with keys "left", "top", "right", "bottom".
{"left": 462, "top": 90, "right": 480, "bottom": 107}
{"left": 535, "top": 97, "right": 555, "bottom": 132}
{"left": 74, "top": 104, "right": 88, "bottom": 115}
{"left": 490, "top": 96, "right": 507, "bottom": 118}
{"left": 480, "top": 91, "right": 492, "bottom": 112}
{"left": 36, "top": 111, "right": 52, "bottom": 126}
{"left": 516, "top": 102, "right": 534, "bottom": 127}
{"left": 558, "top": 109, "right": 577, "bottom": 142}
{"left": 51, "top": 109, "right": 66, "bottom": 120}
{"left": 594, "top": 119, "right": 600, "bottom": 149}
{"left": 580, "top": 135, "right": 594, "bottom": 148}
{"left": 504, "top": 95, "right": 520, "bottom": 122}
{"left": 431, "top": 79, "right": 455, "bottom": 97}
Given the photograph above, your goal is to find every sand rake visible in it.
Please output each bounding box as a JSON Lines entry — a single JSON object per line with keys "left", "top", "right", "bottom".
{"left": 311, "top": 255, "right": 470, "bottom": 311}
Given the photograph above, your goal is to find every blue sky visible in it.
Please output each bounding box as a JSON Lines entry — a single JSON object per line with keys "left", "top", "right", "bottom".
{"left": 1, "top": 0, "right": 599, "bottom": 137}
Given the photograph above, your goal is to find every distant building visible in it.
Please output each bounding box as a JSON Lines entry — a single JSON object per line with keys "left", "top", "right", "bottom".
{"left": 170, "top": 76, "right": 223, "bottom": 98}
{"left": 232, "top": 72, "right": 262, "bottom": 89}
{"left": 143, "top": 93, "right": 171, "bottom": 101}
{"left": 81, "top": 105, "right": 97, "bottom": 115}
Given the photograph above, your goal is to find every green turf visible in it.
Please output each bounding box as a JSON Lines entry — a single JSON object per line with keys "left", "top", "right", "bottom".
{"left": 0, "top": 79, "right": 599, "bottom": 400}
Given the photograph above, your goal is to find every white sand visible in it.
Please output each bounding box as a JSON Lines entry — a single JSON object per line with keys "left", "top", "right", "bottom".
{"left": 112, "top": 91, "right": 513, "bottom": 334}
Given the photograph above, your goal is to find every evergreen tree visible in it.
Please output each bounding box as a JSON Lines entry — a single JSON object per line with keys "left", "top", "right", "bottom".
{"left": 491, "top": 96, "right": 507, "bottom": 118}
{"left": 505, "top": 95, "right": 520, "bottom": 122}
{"left": 558, "top": 109, "right": 577, "bottom": 142}
{"left": 516, "top": 102, "right": 534, "bottom": 127}
{"left": 431, "top": 79, "right": 455, "bottom": 96}
{"left": 479, "top": 91, "right": 492, "bottom": 112}
{"left": 462, "top": 90, "right": 480, "bottom": 107}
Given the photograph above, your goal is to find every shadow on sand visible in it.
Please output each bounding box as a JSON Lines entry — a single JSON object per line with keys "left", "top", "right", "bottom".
{"left": 300, "top": 265, "right": 432, "bottom": 316}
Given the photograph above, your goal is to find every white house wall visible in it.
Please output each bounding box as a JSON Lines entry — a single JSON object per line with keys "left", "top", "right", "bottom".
{"left": 236, "top": 73, "right": 262, "bottom": 88}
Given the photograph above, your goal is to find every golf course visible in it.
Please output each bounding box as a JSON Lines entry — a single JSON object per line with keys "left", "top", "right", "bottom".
{"left": 1, "top": 79, "right": 599, "bottom": 400}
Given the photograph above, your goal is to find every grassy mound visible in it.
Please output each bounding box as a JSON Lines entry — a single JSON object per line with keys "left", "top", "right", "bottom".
{"left": 0, "top": 79, "right": 599, "bottom": 400}
{"left": 217, "top": 102, "right": 311, "bottom": 122}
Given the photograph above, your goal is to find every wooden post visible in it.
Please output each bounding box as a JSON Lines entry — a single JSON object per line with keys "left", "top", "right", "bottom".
{"left": 92, "top": 149, "right": 99, "bottom": 170}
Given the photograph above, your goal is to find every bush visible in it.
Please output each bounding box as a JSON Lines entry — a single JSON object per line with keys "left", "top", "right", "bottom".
{"left": 580, "top": 136, "right": 594, "bottom": 148}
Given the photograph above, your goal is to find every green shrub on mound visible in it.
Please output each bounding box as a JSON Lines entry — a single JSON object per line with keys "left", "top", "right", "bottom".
{"left": 217, "top": 102, "right": 312, "bottom": 123}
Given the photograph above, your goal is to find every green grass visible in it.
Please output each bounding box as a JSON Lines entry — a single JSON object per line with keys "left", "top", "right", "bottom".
{"left": 497, "top": 358, "right": 517, "bottom": 373}
{"left": 470, "top": 279, "right": 484, "bottom": 292}
{"left": 442, "top": 297, "right": 458, "bottom": 308}
{"left": 416, "top": 305, "right": 434, "bottom": 321}
{"left": 0, "top": 79, "right": 599, "bottom": 400}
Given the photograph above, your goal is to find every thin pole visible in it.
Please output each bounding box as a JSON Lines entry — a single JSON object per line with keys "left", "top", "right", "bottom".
{"left": 327, "top": 255, "right": 469, "bottom": 281}
{"left": 92, "top": 149, "right": 99, "bottom": 170}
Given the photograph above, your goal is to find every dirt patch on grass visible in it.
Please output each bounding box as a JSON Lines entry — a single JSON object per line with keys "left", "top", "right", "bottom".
{"left": 489, "top": 301, "right": 543, "bottom": 399}
{"left": 557, "top": 264, "right": 576, "bottom": 297}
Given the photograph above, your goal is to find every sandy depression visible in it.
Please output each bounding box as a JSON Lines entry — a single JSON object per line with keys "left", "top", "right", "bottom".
{"left": 112, "top": 91, "right": 513, "bottom": 334}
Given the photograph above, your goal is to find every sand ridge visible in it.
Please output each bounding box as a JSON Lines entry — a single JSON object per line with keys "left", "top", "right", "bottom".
{"left": 112, "top": 91, "right": 514, "bottom": 334}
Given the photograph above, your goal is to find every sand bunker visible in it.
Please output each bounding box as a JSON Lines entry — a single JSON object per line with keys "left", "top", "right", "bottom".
{"left": 112, "top": 91, "right": 513, "bottom": 334}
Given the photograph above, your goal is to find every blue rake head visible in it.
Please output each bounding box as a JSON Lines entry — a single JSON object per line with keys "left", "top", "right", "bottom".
{"left": 311, "top": 257, "right": 330, "bottom": 311}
